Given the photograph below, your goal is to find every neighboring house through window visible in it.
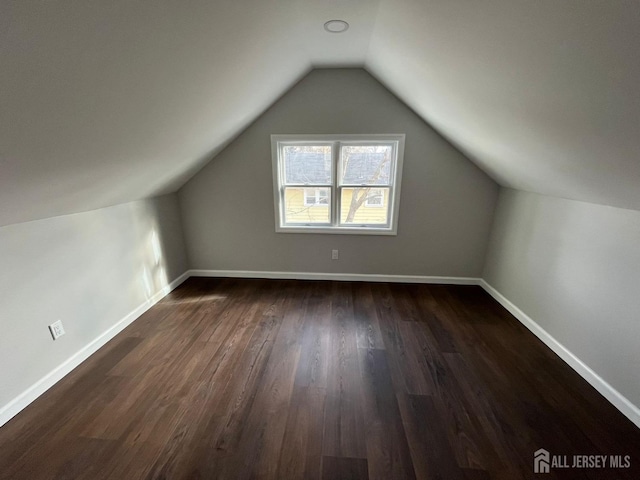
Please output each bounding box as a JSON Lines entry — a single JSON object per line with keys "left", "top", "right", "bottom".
{"left": 271, "top": 134, "right": 405, "bottom": 234}
{"left": 304, "top": 188, "right": 329, "bottom": 206}
{"left": 364, "top": 188, "right": 384, "bottom": 207}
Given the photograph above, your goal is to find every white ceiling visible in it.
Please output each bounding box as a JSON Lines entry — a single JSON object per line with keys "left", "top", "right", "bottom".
{"left": 367, "top": 0, "right": 640, "bottom": 211}
{"left": 1, "top": 0, "right": 639, "bottom": 226}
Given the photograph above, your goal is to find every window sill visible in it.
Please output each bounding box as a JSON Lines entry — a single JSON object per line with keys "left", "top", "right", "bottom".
{"left": 275, "top": 226, "right": 397, "bottom": 236}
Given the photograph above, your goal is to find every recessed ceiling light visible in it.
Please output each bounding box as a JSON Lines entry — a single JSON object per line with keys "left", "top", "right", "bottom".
{"left": 324, "top": 20, "right": 349, "bottom": 34}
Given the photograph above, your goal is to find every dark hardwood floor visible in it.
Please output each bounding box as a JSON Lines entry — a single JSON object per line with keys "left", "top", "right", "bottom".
{"left": 1, "top": 278, "right": 639, "bottom": 479}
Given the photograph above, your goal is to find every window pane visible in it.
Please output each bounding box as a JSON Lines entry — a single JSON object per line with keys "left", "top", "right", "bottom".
{"left": 340, "top": 187, "right": 389, "bottom": 225}
{"left": 340, "top": 145, "right": 393, "bottom": 185}
{"left": 283, "top": 145, "right": 332, "bottom": 185}
{"left": 284, "top": 187, "right": 331, "bottom": 224}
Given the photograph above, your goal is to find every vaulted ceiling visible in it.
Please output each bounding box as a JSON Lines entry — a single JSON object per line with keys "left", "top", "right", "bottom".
{"left": 2, "top": 0, "right": 639, "bottom": 226}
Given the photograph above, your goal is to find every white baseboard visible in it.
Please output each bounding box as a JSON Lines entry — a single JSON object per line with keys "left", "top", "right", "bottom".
{"left": 188, "top": 269, "right": 481, "bottom": 285}
{"left": 479, "top": 279, "right": 640, "bottom": 429}
{"left": 0, "top": 271, "right": 190, "bottom": 428}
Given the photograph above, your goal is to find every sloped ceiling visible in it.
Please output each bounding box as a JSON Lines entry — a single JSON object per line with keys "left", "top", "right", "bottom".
{"left": 367, "top": 0, "right": 640, "bottom": 212}
{"left": 1, "top": 0, "right": 639, "bottom": 226}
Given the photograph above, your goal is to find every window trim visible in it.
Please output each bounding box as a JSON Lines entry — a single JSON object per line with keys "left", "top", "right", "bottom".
{"left": 271, "top": 134, "right": 405, "bottom": 235}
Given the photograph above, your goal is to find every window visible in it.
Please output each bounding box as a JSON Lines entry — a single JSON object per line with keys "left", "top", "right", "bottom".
{"left": 271, "top": 134, "right": 405, "bottom": 234}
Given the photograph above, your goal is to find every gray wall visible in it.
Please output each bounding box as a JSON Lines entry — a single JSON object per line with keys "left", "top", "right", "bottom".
{"left": 484, "top": 188, "right": 640, "bottom": 408}
{"left": 179, "top": 69, "right": 499, "bottom": 277}
{"left": 0, "top": 194, "right": 187, "bottom": 411}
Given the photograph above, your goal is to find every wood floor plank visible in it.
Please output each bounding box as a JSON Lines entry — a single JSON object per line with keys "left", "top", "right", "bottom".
{"left": 294, "top": 281, "right": 331, "bottom": 389}
{"left": 149, "top": 280, "right": 290, "bottom": 479}
{"left": 396, "top": 393, "right": 466, "bottom": 480}
{"left": 322, "top": 282, "right": 367, "bottom": 459}
{"left": 409, "top": 285, "right": 461, "bottom": 353}
{"left": 369, "top": 283, "right": 430, "bottom": 395}
{"left": 352, "top": 282, "right": 385, "bottom": 350}
{"left": 277, "top": 386, "right": 326, "bottom": 480}
{"left": 322, "top": 456, "right": 369, "bottom": 480}
{"left": 358, "top": 348, "right": 416, "bottom": 480}
{"left": 217, "top": 281, "right": 306, "bottom": 480}
{"left": 1, "top": 278, "right": 639, "bottom": 480}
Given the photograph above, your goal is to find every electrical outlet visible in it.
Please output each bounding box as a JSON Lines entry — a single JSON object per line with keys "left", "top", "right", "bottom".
{"left": 49, "top": 320, "right": 65, "bottom": 340}
{"left": 331, "top": 249, "right": 339, "bottom": 260}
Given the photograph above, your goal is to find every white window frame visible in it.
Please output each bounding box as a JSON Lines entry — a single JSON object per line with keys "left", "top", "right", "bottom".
{"left": 271, "top": 134, "right": 405, "bottom": 235}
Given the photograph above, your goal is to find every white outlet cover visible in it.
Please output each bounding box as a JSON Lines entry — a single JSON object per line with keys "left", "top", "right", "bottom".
{"left": 49, "top": 320, "right": 65, "bottom": 340}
